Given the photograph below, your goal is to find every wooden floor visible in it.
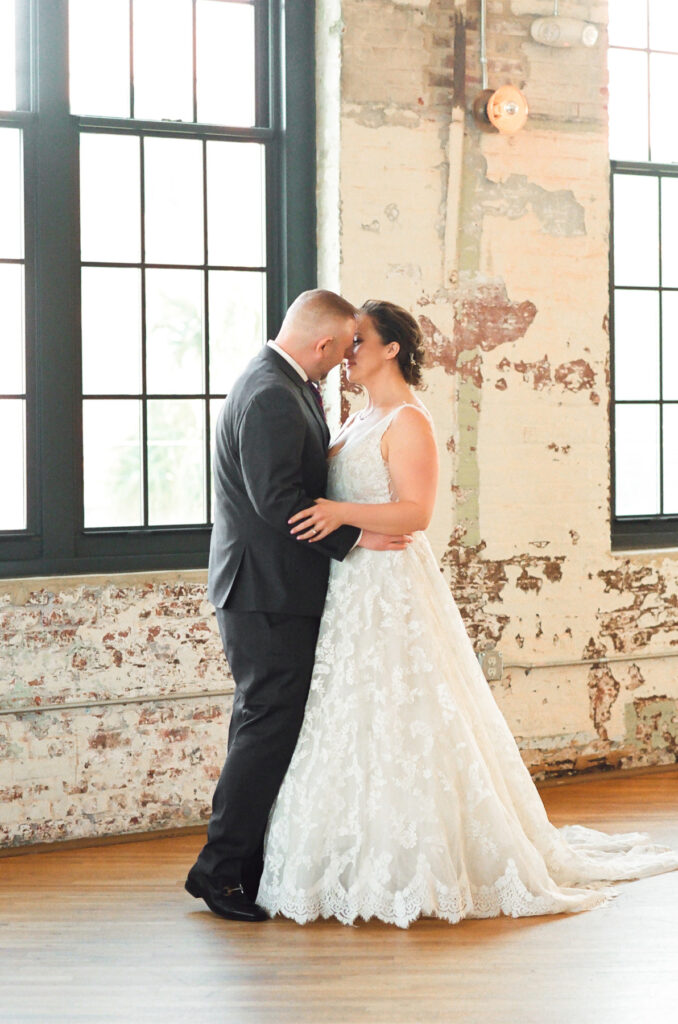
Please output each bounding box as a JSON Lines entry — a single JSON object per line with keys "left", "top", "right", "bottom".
{"left": 1, "top": 771, "right": 677, "bottom": 1024}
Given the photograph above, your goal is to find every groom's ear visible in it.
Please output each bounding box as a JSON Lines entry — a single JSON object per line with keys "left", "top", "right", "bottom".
{"left": 315, "top": 334, "right": 335, "bottom": 356}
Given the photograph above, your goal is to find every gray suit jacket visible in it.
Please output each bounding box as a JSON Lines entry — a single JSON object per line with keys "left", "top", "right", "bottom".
{"left": 208, "top": 345, "right": 360, "bottom": 615}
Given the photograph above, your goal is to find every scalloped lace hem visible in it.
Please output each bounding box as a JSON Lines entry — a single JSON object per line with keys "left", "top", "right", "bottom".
{"left": 257, "top": 859, "right": 614, "bottom": 929}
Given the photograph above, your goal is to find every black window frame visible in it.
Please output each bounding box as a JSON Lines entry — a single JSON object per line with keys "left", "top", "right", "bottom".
{"left": 609, "top": 17, "right": 678, "bottom": 552}
{"left": 610, "top": 160, "right": 678, "bottom": 551}
{"left": 0, "top": 0, "right": 317, "bottom": 578}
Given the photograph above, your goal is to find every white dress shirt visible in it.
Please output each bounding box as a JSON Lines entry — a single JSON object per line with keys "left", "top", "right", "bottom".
{"left": 267, "top": 339, "right": 308, "bottom": 381}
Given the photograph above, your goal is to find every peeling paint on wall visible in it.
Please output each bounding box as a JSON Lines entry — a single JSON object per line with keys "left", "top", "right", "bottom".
{"left": 0, "top": 575, "right": 231, "bottom": 848}
{"left": 588, "top": 665, "right": 621, "bottom": 741}
{"left": 418, "top": 283, "right": 537, "bottom": 378}
{"left": 625, "top": 697, "right": 678, "bottom": 761}
{"left": 596, "top": 562, "right": 678, "bottom": 652}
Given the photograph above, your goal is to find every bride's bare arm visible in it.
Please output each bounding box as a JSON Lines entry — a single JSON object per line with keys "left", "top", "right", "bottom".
{"left": 289, "top": 407, "right": 438, "bottom": 540}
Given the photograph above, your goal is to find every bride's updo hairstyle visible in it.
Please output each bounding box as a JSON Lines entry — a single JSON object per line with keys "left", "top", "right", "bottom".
{"left": 360, "top": 300, "right": 425, "bottom": 387}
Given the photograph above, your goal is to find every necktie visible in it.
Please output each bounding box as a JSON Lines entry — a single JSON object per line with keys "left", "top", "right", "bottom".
{"left": 305, "top": 379, "right": 326, "bottom": 420}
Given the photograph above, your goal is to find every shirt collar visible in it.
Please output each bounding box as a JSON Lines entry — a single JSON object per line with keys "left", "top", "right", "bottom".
{"left": 267, "top": 340, "right": 308, "bottom": 382}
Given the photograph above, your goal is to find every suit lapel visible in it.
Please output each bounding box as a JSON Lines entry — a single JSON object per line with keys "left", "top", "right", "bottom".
{"left": 300, "top": 380, "right": 330, "bottom": 443}
{"left": 262, "top": 346, "right": 330, "bottom": 445}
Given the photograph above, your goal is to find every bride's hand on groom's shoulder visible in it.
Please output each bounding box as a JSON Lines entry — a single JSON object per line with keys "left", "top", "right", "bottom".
{"left": 289, "top": 498, "right": 347, "bottom": 542}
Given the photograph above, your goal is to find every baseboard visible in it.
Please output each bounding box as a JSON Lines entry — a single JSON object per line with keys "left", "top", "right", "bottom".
{"left": 2, "top": 762, "right": 677, "bottom": 859}
{"left": 0, "top": 823, "right": 207, "bottom": 860}
{"left": 535, "top": 761, "right": 678, "bottom": 789}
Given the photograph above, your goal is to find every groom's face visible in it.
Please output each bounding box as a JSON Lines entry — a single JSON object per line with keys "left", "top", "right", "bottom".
{"left": 315, "top": 316, "right": 358, "bottom": 378}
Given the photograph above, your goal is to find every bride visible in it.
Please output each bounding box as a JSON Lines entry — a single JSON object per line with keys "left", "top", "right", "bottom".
{"left": 256, "top": 299, "right": 678, "bottom": 928}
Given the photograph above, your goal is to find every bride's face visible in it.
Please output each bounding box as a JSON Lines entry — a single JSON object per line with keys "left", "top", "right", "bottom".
{"left": 345, "top": 313, "right": 397, "bottom": 386}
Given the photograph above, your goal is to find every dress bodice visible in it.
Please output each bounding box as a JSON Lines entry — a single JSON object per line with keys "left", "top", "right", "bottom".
{"left": 327, "top": 403, "right": 429, "bottom": 505}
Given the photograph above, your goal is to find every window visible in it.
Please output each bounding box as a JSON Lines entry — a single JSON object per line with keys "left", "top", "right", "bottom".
{"left": 0, "top": 0, "right": 29, "bottom": 536}
{"left": 0, "top": 0, "right": 316, "bottom": 577}
{"left": 609, "top": 0, "right": 678, "bottom": 548}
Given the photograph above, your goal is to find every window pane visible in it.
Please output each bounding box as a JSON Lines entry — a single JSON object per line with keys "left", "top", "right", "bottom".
{"left": 133, "top": 0, "right": 193, "bottom": 123}
{"left": 0, "top": 263, "right": 24, "bottom": 394}
{"left": 650, "top": 53, "right": 678, "bottom": 164}
{"left": 608, "top": 49, "right": 649, "bottom": 163}
{"left": 81, "top": 268, "right": 142, "bottom": 394}
{"left": 609, "top": 0, "right": 648, "bottom": 48}
{"left": 0, "top": 126, "right": 23, "bottom": 258}
{"left": 0, "top": 0, "right": 16, "bottom": 111}
{"left": 144, "top": 137, "right": 204, "bottom": 265}
{"left": 661, "top": 178, "right": 678, "bottom": 288}
{"left": 147, "top": 399, "right": 206, "bottom": 525}
{"left": 649, "top": 0, "right": 678, "bottom": 51}
{"left": 613, "top": 175, "right": 659, "bottom": 288}
{"left": 83, "top": 399, "right": 143, "bottom": 527}
{"left": 69, "top": 0, "right": 130, "bottom": 118}
{"left": 614, "top": 403, "right": 661, "bottom": 516}
{"left": 207, "top": 141, "right": 265, "bottom": 267}
{"left": 146, "top": 269, "right": 204, "bottom": 394}
{"left": 209, "top": 270, "right": 265, "bottom": 393}
{"left": 663, "top": 404, "right": 678, "bottom": 513}
{"left": 80, "top": 134, "right": 141, "bottom": 262}
{"left": 614, "top": 290, "right": 659, "bottom": 401}
{"left": 0, "top": 399, "right": 25, "bottom": 530}
{"left": 660, "top": 291, "right": 678, "bottom": 400}
{"left": 197, "top": 1, "right": 256, "bottom": 127}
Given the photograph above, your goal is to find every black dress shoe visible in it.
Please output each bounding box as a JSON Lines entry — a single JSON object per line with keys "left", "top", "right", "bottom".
{"left": 185, "top": 867, "right": 269, "bottom": 922}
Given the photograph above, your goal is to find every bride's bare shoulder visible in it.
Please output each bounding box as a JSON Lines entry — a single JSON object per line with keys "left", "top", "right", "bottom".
{"left": 392, "top": 401, "right": 434, "bottom": 432}
{"left": 382, "top": 402, "right": 436, "bottom": 462}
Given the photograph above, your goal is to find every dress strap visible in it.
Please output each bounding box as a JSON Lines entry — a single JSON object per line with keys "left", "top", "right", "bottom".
{"left": 377, "top": 401, "right": 432, "bottom": 438}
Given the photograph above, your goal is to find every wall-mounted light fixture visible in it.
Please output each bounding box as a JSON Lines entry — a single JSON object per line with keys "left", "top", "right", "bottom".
{"left": 472, "top": 0, "right": 529, "bottom": 135}
{"left": 472, "top": 84, "right": 529, "bottom": 135}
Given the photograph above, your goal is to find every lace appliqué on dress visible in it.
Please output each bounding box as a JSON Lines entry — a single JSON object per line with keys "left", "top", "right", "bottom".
{"left": 257, "top": 406, "right": 678, "bottom": 927}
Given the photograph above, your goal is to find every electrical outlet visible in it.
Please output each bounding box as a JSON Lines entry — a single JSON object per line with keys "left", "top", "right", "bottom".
{"left": 477, "top": 646, "right": 503, "bottom": 681}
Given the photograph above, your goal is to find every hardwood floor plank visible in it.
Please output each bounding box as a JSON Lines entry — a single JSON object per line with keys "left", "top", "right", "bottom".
{"left": 1, "top": 771, "right": 677, "bottom": 1024}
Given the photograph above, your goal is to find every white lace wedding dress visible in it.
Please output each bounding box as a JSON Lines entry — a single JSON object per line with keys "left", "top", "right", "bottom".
{"left": 257, "top": 404, "right": 678, "bottom": 927}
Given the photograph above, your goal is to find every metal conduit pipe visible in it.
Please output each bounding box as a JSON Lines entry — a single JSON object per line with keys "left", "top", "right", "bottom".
{"left": 0, "top": 687, "right": 235, "bottom": 717}
{"left": 2, "top": 651, "right": 678, "bottom": 715}
{"left": 479, "top": 0, "right": 488, "bottom": 89}
{"left": 504, "top": 649, "right": 678, "bottom": 674}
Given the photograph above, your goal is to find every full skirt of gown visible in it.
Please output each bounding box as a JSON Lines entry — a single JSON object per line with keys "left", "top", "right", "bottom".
{"left": 257, "top": 407, "right": 678, "bottom": 927}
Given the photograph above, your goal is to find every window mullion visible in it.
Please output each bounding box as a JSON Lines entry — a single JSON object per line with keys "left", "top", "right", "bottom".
{"left": 659, "top": 318, "right": 667, "bottom": 520}
{"left": 139, "top": 135, "right": 149, "bottom": 528}
{"left": 278, "top": 0, "right": 316, "bottom": 308}
{"left": 34, "top": 0, "right": 81, "bottom": 566}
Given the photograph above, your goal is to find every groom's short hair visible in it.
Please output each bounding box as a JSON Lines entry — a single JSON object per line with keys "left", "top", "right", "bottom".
{"left": 284, "top": 289, "right": 357, "bottom": 336}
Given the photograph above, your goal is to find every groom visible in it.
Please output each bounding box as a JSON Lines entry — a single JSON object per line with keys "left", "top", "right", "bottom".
{"left": 186, "top": 289, "right": 410, "bottom": 921}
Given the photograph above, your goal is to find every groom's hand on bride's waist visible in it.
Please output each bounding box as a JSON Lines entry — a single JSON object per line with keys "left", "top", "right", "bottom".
{"left": 357, "top": 530, "right": 413, "bottom": 551}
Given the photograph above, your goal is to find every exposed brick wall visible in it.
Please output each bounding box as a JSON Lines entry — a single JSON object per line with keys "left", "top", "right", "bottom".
{"left": 1, "top": 574, "right": 231, "bottom": 848}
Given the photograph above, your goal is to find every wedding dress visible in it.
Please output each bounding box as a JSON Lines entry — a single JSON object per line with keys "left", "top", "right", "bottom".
{"left": 257, "top": 403, "right": 678, "bottom": 927}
